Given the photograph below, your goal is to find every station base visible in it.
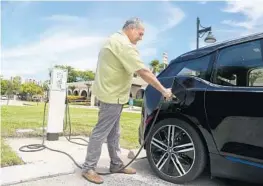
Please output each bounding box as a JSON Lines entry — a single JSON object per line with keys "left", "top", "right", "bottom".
{"left": 47, "top": 133, "right": 59, "bottom": 141}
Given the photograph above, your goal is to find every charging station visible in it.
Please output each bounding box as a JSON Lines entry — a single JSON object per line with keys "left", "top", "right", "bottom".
{"left": 46, "top": 68, "right": 68, "bottom": 141}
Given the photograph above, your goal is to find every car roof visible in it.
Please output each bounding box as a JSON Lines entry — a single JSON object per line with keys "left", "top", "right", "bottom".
{"left": 170, "top": 32, "right": 263, "bottom": 64}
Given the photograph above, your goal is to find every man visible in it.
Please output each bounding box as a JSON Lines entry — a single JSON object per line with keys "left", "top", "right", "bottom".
{"left": 82, "top": 17, "right": 173, "bottom": 184}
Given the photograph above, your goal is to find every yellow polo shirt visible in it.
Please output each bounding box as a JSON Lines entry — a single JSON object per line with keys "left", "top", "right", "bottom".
{"left": 92, "top": 31, "right": 145, "bottom": 104}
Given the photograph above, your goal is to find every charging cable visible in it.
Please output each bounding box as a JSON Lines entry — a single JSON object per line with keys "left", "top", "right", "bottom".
{"left": 19, "top": 94, "right": 169, "bottom": 175}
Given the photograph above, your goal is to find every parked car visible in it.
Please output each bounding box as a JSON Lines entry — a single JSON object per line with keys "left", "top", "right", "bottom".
{"left": 139, "top": 32, "right": 263, "bottom": 184}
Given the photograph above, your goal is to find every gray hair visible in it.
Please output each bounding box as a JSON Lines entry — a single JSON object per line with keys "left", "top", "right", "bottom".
{"left": 122, "top": 17, "right": 144, "bottom": 30}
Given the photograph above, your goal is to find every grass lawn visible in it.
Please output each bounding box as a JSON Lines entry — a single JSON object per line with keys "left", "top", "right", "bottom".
{"left": 1, "top": 103, "right": 142, "bottom": 167}
{"left": 2, "top": 103, "right": 141, "bottom": 146}
{"left": 1, "top": 138, "right": 24, "bottom": 167}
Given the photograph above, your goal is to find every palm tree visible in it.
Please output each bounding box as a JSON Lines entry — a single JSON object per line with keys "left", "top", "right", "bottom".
{"left": 150, "top": 60, "right": 160, "bottom": 75}
{"left": 159, "top": 63, "right": 166, "bottom": 72}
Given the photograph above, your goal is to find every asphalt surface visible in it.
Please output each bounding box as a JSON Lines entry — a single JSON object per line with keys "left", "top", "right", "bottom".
{"left": 8, "top": 158, "right": 259, "bottom": 186}
{"left": 4, "top": 135, "right": 262, "bottom": 186}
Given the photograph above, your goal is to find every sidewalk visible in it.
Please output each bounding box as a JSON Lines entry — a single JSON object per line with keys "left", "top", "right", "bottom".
{"left": 1, "top": 136, "right": 146, "bottom": 186}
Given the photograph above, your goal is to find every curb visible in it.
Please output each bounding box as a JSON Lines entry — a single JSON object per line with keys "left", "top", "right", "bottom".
{"left": 1, "top": 162, "right": 75, "bottom": 186}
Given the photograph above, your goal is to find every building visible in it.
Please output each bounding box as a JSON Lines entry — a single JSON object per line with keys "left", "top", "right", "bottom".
{"left": 66, "top": 76, "right": 147, "bottom": 106}
{"left": 24, "top": 78, "right": 43, "bottom": 86}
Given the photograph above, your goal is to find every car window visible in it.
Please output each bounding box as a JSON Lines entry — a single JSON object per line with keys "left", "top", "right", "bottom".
{"left": 248, "top": 68, "right": 263, "bottom": 87}
{"left": 157, "top": 62, "right": 184, "bottom": 78}
{"left": 177, "top": 54, "right": 211, "bottom": 79}
{"left": 160, "top": 54, "right": 211, "bottom": 80}
{"left": 213, "top": 39, "right": 263, "bottom": 87}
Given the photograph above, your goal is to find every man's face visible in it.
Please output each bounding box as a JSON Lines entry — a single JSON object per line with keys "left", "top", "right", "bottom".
{"left": 128, "top": 26, "right": 144, "bottom": 45}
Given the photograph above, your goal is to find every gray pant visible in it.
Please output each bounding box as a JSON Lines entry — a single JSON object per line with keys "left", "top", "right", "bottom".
{"left": 82, "top": 101, "right": 124, "bottom": 172}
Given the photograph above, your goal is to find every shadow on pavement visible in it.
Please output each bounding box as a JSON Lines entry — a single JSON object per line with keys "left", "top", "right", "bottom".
{"left": 219, "top": 178, "right": 262, "bottom": 186}
{"left": 129, "top": 158, "right": 261, "bottom": 186}
{"left": 129, "top": 158, "right": 227, "bottom": 186}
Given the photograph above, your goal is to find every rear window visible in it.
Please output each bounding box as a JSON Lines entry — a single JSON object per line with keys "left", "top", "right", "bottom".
{"left": 158, "top": 54, "right": 211, "bottom": 81}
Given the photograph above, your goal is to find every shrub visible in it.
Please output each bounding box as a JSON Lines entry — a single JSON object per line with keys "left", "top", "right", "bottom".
{"left": 133, "top": 99, "right": 143, "bottom": 107}
{"left": 67, "top": 95, "right": 86, "bottom": 102}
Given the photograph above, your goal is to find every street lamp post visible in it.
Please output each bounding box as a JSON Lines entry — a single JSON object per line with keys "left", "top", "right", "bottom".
{"left": 196, "top": 17, "right": 216, "bottom": 49}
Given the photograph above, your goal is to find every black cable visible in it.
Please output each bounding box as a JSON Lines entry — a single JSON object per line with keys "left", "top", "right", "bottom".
{"left": 64, "top": 102, "right": 89, "bottom": 146}
{"left": 18, "top": 95, "right": 164, "bottom": 175}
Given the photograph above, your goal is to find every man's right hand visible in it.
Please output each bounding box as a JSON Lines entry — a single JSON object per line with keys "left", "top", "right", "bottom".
{"left": 161, "top": 88, "right": 173, "bottom": 100}
{"left": 136, "top": 68, "right": 175, "bottom": 100}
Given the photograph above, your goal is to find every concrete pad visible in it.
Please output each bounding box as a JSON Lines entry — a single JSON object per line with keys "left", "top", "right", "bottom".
{"left": 1, "top": 161, "right": 75, "bottom": 186}
{"left": 5, "top": 136, "right": 132, "bottom": 165}
{"left": 16, "top": 129, "right": 35, "bottom": 133}
{"left": 7, "top": 159, "right": 228, "bottom": 186}
{"left": 2, "top": 136, "right": 147, "bottom": 185}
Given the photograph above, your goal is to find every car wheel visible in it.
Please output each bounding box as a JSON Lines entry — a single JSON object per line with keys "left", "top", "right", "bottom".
{"left": 146, "top": 118, "right": 207, "bottom": 184}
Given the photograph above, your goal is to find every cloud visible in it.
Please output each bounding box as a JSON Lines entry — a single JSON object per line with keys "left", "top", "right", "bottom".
{"left": 42, "top": 15, "right": 85, "bottom": 22}
{"left": 140, "top": 48, "right": 157, "bottom": 57}
{"left": 3, "top": 33, "right": 104, "bottom": 58}
{"left": 2, "top": 30, "right": 106, "bottom": 78}
{"left": 138, "top": 2, "right": 185, "bottom": 58}
{"left": 189, "top": 27, "right": 243, "bottom": 51}
{"left": 189, "top": 0, "right": 263, "bottom": 51}
{"left": 221, "top": 20, "right": 254, "bottom": 29}
{"left": 198, "top": 1, "right": 207, "bottom": 4}
{"left": 1, "top": 2, "right": 185, "bottom": 80}
{"left": 221, "top": 0, "right": 263, "bottom": 34}
{"left": 1, "top": 19, "right": 158, "bottom": 79}
{"left": 159, "top": 2, "right": 185, "bottom": 32}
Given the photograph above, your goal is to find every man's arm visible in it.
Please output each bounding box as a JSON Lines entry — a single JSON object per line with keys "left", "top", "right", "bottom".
{"left": 116, "top": 43, "right": 172, "bottom": 98}
{"left": 136, "top": 68, "right": 171, "bottom": 97}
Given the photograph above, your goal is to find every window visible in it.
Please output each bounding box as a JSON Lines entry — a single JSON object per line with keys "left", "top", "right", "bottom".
{"left": 159, "top": 54, "right": 211, "bottom": 80}
{"left": 213, "top": 39, "right": 263, "bottom": 87}
{"left": 249, "top": 68, "right": 263, "bottom": 87}
{"left": 177, "top": 55, "right": 211, "bottom": 80}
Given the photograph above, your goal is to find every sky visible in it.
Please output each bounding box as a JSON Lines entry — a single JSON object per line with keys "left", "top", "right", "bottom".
{"left": 1, "top": 0, "right": 263, "bottom": 82}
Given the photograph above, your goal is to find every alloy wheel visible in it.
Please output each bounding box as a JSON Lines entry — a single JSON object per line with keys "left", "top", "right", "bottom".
{"left": 150, "top": 124, "right": 195, "bottom": 177}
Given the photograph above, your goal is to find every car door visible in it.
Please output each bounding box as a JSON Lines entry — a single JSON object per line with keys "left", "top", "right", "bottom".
{"left": 205, "top": 38, "right": 263, "bottom": 164}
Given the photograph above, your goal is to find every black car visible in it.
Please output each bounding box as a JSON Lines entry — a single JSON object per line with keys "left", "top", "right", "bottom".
{"left": 138, "top": 32, "right": 263, "bottom": 184}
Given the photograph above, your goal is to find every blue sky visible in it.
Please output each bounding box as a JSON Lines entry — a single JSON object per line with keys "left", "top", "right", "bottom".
{"left": 1, "top": 0, "right": 263, "bottom": 82}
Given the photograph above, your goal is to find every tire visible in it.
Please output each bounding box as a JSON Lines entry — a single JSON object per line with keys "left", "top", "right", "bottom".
{"left": 146, "top": 118, "right": 207, "bottom": 184}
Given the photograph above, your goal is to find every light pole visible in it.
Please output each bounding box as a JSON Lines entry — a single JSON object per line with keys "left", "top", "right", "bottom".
{"left": 196, "top": 17, "right": 216, "bottom": 49}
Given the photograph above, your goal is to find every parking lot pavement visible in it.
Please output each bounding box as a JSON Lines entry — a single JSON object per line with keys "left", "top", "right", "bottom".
{"left": 7, "top": 159, "right": 261, "bottom": 186}
{"left": 3, "top": 137, "right": 260, "bottom": 186}
{"left": 11, "top": 158, "right": 227, "bottom": 186}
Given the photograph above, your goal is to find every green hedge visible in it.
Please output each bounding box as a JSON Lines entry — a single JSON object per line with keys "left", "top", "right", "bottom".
{"left": 67, "top": 95, "right": 86, "bottom": 102}
{"left": 133, "top": 99, "right": 143, "bottom": 107}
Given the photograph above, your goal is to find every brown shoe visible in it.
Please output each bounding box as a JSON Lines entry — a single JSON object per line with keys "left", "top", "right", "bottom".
{"left": 110, "top": 165, "right": 136, "bottom": 174}
{"left": 82, "top": 170, "right": 104, "bottom": 184}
